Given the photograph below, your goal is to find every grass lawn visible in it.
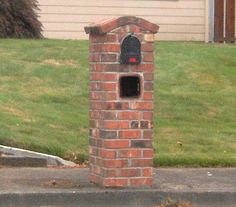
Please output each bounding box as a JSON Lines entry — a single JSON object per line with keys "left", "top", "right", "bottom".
{"left": 0, "top": 39, "right": 235, "bottom": 167}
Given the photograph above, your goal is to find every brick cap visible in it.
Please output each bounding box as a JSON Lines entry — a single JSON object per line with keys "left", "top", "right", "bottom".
{"left": 84, "top": 16, "right": 159, "bottom": 35}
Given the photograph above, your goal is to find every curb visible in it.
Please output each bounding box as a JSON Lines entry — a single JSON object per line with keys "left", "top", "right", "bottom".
{"left": 0, "top": 145, "right": 75, "bottom": 166}
{"left": 0, "top": 190, "right": 236, "bottom": 207}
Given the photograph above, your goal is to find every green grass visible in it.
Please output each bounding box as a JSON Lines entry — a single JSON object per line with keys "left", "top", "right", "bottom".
{"left": 0, "top": 39, "right": 235, "bottom": 167}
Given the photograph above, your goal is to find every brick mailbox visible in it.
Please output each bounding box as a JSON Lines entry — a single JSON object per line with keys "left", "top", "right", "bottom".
{"left": 85, "top": 16, "right": 159, "bottom": 188}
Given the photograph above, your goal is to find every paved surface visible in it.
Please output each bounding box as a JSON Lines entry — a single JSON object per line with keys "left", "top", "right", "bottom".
{"left": 0, "top": 167, "right": 236, "bottom": 207}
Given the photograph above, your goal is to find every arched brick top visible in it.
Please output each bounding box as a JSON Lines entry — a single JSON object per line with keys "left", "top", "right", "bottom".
{"left": 85, "top": 16, "right": 159, "bottom": 35}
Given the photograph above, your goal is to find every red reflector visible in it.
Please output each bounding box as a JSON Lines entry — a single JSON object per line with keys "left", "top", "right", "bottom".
{"left": 129, "top": 57, "right": 136, "bottom": 63}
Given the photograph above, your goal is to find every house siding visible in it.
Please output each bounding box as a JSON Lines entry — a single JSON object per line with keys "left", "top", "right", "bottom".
{"left": 38, "top": 0, "right": 207, "bottom": 41}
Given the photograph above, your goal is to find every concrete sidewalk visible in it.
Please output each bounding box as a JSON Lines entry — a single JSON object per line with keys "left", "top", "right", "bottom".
{"left": 0, "top": 167, "right": 235, "bottom": 207}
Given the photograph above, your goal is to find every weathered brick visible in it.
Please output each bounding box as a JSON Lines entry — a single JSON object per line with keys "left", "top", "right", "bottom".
{"left": 140, "top": 121, "right": 151, "bottom": 129}
{"left": 143, "top": 130, "right": 153, "bottom": 139}
{"left": 100, "top": 111, "right": 117, "bottom": 120}
{"left": 99, "top": 129, "right": 117, "bottom": 139}
{"left": 101, "top": 54, "right": 117, "bottom": 62}
{"left": 131, "top": 140, "right": 152, "bottom": 148}
{"left": 144, "top": 82, "right": 153, "bottom": 91}
{"left": 144, "top": 73, "right": 154, "bottom": 81}
{"left": 131, "top": 121, "right": 139, "bottom": 129}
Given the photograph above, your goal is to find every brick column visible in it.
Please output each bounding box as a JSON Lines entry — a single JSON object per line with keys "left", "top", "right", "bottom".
{"left": 85, "top": 16, "right": 159, "bottom": 188}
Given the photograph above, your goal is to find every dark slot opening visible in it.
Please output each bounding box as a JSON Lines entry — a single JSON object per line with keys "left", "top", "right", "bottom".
{"left": 120, "top": 76, "right": 140, "bottom": 98}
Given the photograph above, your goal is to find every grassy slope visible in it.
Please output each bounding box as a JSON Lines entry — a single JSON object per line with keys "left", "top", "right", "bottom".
{"left": 0, "top": 39, "right": 235, "bottom": 166}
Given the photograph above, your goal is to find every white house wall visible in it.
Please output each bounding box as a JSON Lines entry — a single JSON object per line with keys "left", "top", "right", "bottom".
{"left": 37, "top": 0, "right": 207, "bottom": 41}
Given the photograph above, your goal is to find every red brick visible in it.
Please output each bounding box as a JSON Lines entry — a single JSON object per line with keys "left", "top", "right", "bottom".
{"left": 90, "top": 174, "right": 101, "bottom": 184}
{"left": 143, "top": 53, "right": 154, "bottom": 62}
{"left": 130, "top": 102, "right": 153, "bottom": 110}
{"left": 143, "top": 92, "right": 153, "bottom": 100}
{"left": 89, "top": 111, "right": 100, "bottom": 119}
{"left": 89, "top": 54, "right": 100, "bottom": 62}
{"left": 144, "top": 73, "right": 154, "bottom": 81}
{"left": 143, "top": 130, "right": 153, "bottom": 139}
{"left": 90, "top": 73, "right": 117, "bottom": 81}
{"left": 90, "top": 64, "right": 105, "bottom": 72}
{"left": 99, "top": 129, "right": 117, "bottom": 139}
{"left": 101, "top": 121, "right": 129, "bottom": 129}
{"left": 131, "top": 64, "right": 154, "bottom": 72}
{"left": 90, "top": 128, "right": 100, "bottom": 137}
{"left": 129, "top": 24, "right": 141, "bottom": 33}
{"left": 103, "top": 139, "right": 129, "bottom": 149}
{"left": 143, "top": 149, "right": 154, "bottom": 158}
{"left": 100, "top": 111, "right": 117, "bottom": 120}
{"left": 132, "top": 159, "right": 153, "bottom": 167}
{"left": 89, "top": 120, "right": 97, "bottom": 128}
{"left": 142, "top": 168, "right": 153, "bottom": 177}
{"left": 89, "top": 147, "right": 98, "bottom": 156}
{"left": 118, "top": 149, "right": 142, "bottom": 158}
{"left": 144, "top": 82, "right": 153, "bottom": 91}
{"left": 103, "top": 178, "right": 128, "bottom": 187}
{"left": 90, "top": 165, "right": 101, "bottom": 175}
{"left": 99, "top": 149, "right": 116, "bottom": 159}
{"left": 90, "top": 44, "right": 120, "bottom": 52}
{"left": 89, "top": 82, "right": 101, "bottom": 91}
{"left": 101, "top": 168, "right": 117, "bottom": 177}
{"left": 130, "top": 178, "right": 153, "bottom": 187}
{"left": 143, "top": 112, "right": 153, "bottom": 120}
{"left": 102, "top": 64, "right": 129, "bottom": 72}
{"left": 101, "top": 54, "right": 117, "bottom": 62}
{"left": 119, "top": 130, "right": 141, "bottom": 139}
{"left": 119, "top": 168, "right": 141, "bottom": 177}
{"left": 89, "top": 156, "right": 96, "bottom": 164}
{"left": 117, "top": 111, "right": 141, "bottom": 120}
{"left": 142, "top": 43, "right": 154, "bottom": 52}
{"left": 90, "top": 92, "right": 117, "bottom": 101}
{"left": 101, "top": 82, "right": 117, "bottom": 91}
{"left": 90, "top": 34, "right": 118, "bottom": 43}
{"left": 91, "top": 102, "right": 129, "bottom": 110}
{"left": 103, "top": 159, "right": 128, "bottom": 168}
